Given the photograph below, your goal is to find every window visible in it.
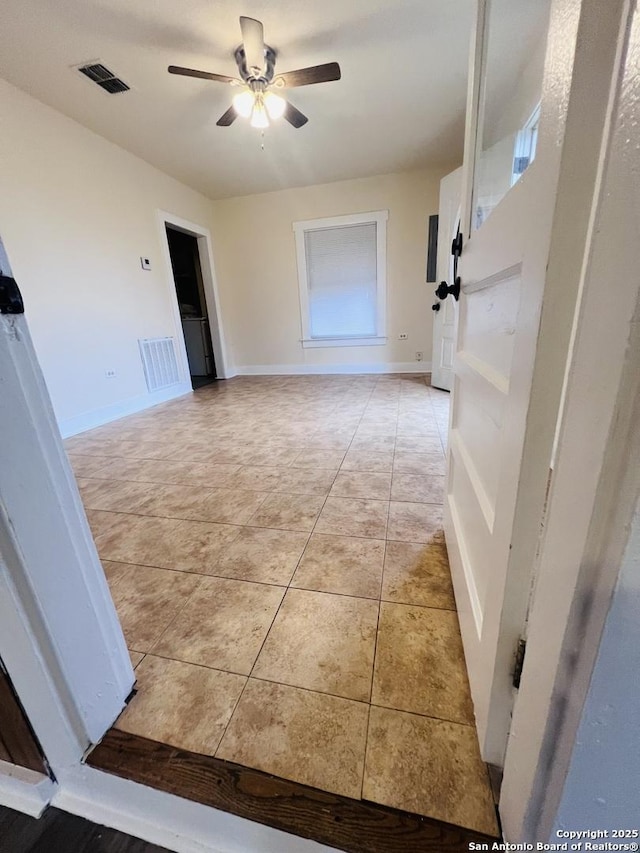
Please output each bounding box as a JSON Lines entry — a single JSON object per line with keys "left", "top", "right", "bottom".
{"left": 511, "top": 102, "right": 541, "bottom": 187}
{"left": 293, "top": 210, "right": 388, "bottom": 348}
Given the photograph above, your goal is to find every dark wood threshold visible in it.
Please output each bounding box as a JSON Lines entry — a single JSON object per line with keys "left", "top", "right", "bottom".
{"left": 0, "top": 664, "right": 48, "bottom": 774}
{"left": 87, "top": 729, "right": 500, "bottom": 853}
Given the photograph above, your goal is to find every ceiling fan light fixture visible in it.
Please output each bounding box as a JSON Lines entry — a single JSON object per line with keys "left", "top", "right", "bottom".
{"left": 264, "top": 91, "right": 286, "bottom": 120}
{"left": 232, "top": 89, "right": 254, "bottom": 118}
{"left": 250, "top": 99, "right": 269, "bottom": 129}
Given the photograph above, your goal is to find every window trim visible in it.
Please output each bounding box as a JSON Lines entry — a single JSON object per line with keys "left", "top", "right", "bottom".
{"left": 293, "top": 210, "right": 389, "bottom": 348}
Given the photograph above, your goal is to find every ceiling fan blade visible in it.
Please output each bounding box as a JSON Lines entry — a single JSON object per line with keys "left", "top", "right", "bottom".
{"left": 216, "top": 105, "right": 238, "bottom": 126}
{"left": 239, "top": 16, "right": 265, "bottom": 75}
{"left": 276, "top": 62, "right": 341, "bottom": 88}
{"left": 283, "top": 101, "right": 309, "bottom": 128}
{"left": 168, "top": 65, "right": 236, "bottom": 84}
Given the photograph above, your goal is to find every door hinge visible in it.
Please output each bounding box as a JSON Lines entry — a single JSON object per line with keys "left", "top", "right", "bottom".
{"left": 512, "top": 637, "right": 527, "bottom": 689}
{"left": 0, "top": 274, "right": 25, "bottom": 314}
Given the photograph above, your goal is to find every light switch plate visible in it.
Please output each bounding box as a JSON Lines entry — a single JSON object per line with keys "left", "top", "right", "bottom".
{"left": 140, "top": 257, "right": 151, "bottom": 270}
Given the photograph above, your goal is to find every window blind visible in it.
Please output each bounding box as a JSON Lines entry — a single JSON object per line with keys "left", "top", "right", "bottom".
{"left": 304, "top": 222, "right": 378, "bottom": 339}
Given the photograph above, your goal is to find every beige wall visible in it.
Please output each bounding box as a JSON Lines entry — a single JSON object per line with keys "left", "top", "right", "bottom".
{"left": 0, "top": 75, "right": 454, "bottom": 439}
{"left": 211, "top": 169, "right": 450, "bottom": 373}
{"left": 0, "top": 79, "right": 217, "bottom": 434}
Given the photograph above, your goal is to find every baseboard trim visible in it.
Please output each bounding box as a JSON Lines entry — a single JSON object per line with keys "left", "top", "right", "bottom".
{"left": 0, "top": 761, "right": 55, "bottom": 818}
{"left": 235, "top": 362, "right": 432, "bottom": 376}
{"left": 58, "top": 382, "right": 193, "bottom": 438}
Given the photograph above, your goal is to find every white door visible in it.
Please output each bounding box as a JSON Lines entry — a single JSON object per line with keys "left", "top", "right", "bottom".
{"left": 430, "top": 167, "right": 462, "bottom": 392}
{"left": 443, "top": 0, "right": 583, "bottom": 764}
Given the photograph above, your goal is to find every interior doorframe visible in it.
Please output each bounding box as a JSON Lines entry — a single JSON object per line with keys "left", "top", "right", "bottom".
{"left": 157, "top": 210, "right": 230, "bottom": 383}
{"left": 0, "top": 298, "right": 133, "bottom": 803}
{"left": 499, "top": 0, "right": 637, "bottom": 839}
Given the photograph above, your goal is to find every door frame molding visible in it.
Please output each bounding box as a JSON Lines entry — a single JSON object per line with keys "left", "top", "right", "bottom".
{"left": 0, "top": 306, "right": 133, "bottom": 779}
{"left": 157, "top": 211, "right": 230, "bottom": 382}
{"left": 500, "top": 0, "right": 638, "bottom": 838}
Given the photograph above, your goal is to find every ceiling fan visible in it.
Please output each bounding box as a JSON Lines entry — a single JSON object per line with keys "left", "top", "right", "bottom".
{"left": 168, "top": 16, "right": 341, "bottom": 129}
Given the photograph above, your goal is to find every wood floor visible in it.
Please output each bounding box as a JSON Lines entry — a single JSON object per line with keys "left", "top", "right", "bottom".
{"left": 0, "top": 804, "right": 169, "bottom": 852}
{"left": 88, "top": 727, "right": 500, "bottom": 853}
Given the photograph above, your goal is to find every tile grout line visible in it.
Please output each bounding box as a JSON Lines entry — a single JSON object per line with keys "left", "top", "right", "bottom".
{"left": 215, "top": 380, "right": 375, "bottom": 758}
{"left": 88, "top": 377, "right": 478, "bottom": 811}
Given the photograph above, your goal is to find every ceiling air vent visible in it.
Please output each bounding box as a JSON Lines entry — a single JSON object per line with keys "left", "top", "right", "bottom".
{"left": 77, "top": 63, "right": 130, "bottom": 94}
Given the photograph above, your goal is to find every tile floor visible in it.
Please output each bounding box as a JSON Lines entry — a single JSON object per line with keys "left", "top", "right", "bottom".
{"left": 66, "top": 375, "right": 498, "bottom": 836}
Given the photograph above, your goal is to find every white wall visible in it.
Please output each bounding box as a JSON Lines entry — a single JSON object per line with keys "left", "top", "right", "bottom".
{"left": 553, "top": 502, "right": 640, "bottom": 832}
{"left": 0, "top": 78, "right": 217, "bottom": 435}
{"left": 0, "top": 77, "right": 452, "bottom": 438}
{"left": 210, "top": 169, "right": 450, "bottom": 374}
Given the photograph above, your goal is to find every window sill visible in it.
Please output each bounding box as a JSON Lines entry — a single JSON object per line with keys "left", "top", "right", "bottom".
{"left": 301, "top": 336, "right": 387, "bottom": 349}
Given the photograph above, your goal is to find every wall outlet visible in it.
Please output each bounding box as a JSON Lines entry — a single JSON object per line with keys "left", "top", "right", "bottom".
{"left": 105, "top": 369, "right": 116, "bottom": 379}
{"left": 140, "top": 257, "right": 151, "bottom": 271}
{"left": 415, "top": 352, "right": 424, "bottom": 362}
{"left": 398, "top": 333, "right": 408, "bottom": 340}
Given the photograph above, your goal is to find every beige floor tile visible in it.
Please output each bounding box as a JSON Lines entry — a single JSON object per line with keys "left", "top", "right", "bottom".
{"left": 132, "top": 484, "right": 269, "bottom": 524}
{"left": 217, "top": 527, "right": 309, "bottom": 585}
{"left": 392, "top": 452, "right": 446, "bottom": 476}
{"left": 129, "top": 651, "right": 144, "bottom": 668}
{"left": 230, "top": 466, "right": 286, "bottom": 491}
{"left": 303, "top": 432, "right": 355, "bottom": 451}
{"left": 217, "top": 679, "right": 368, "bottom": 798}
{"left": 341, "top": 450, "right": 394, "bottom": 473}
{"left": 363, "top": 706, "right": 498, "bottom": 836}
{"left": 387, "top": 501, "right": 444, "bottom": 543}
{"left": 76, "top": 477, "right": 157, "bottom": 514}
{"left": 290, "top": 449, "right": 346, "bottom": 470}
{"left": 372, "top": 602, "right": 474, "bottom": 724}
{"left": 91, "top": 457, "right": 241, "bottom": 488}
{"left": 252, "top": 588, "right": 378, "bottom": 701}
{"left": 68, "top": 453, "right": 116, "bottom": 478}
{"left": 108, "top": 564, "right": 200, "bottom": 652}
{"left": 104, "top": 438, "right": 177, "bottom": 460}
{"left": 248, "top": 493, "right": 325, "bottom": 532}
{"left": 272, "top": 468, "right": 337, "bottom": 496}
{"left": 153, "top": 576, "right": 285, "bottom": 674}
{"left": 85, "top": 508, "right": 121, "bottom": 540}
{"left": 116, "top": 655, "right": 245, "bottom": 755}
{"left": 245, "top": 446, "right": 300, "bottom": 467}
{"left": 92, "top": 511, "right": 240, "bottom": 573}
{"left": 349, "top": 435, "right": 396, "bottom": 453}
{"left": 316, "top": 497, "right": 388, "bottom": 539}
{"left": 382, "top": 541, "right": 455, "bottom": 609}
{"left": 391, "top": 472, "right": 445, "bottom": 504}
{"left": 101, "top": 559, "right": 130, "bottom": 588}
{"left": 330, "top": 471, "right": 391, "bottom": 500}
{"left": 291, "top": 533, "right": 385, "bottom": 599}
{"left": 395, "top": 436, "right": 444, "bottom": 455}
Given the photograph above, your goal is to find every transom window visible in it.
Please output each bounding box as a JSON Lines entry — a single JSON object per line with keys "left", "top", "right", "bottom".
{"left": 293, "top": 210, "right": 388, "bottom": 348}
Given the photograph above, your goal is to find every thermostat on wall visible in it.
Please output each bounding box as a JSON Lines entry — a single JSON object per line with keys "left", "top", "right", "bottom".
{"left": 140, "top": 257, "right": 151, "bottom": 270}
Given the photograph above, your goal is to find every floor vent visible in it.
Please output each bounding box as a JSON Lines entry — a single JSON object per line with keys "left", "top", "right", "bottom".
{"left": 139, "top": 337, "right": 180, "bottom": 392}
{"left": 77, "top": 62, "right": 130, "bottom": 94}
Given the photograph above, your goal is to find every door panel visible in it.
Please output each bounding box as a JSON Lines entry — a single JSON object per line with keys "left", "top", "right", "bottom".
{"left": 445, "top": 0, "right": 562, "bottom": 765}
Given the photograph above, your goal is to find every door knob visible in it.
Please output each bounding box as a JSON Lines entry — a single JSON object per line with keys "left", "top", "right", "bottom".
{"left": 435, "top": 277, "right": 461, "bottom": 302}
{"left": 432, "top": 302, "right": 441, "bottom": 312}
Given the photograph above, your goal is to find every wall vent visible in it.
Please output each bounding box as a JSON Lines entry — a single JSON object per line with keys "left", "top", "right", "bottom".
{"left": 138, "top": 338, "right": 180, "bottom": 392}
{"left": 77, "top": 63, "right": 130, "bottom": 94}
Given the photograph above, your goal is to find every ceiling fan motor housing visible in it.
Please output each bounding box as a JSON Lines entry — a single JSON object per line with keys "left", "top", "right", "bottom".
{"left": 234, "top": 45, "right": 277, "bottom": 83}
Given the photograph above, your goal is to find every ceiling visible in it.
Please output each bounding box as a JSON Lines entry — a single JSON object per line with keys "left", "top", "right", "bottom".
{"left": 0, "top": 0, "right": 475, "bottom": 198}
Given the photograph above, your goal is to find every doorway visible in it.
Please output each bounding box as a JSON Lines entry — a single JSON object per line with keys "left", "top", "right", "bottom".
{"left": 165, "top": 226, "right": 216, "bottom": 389}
